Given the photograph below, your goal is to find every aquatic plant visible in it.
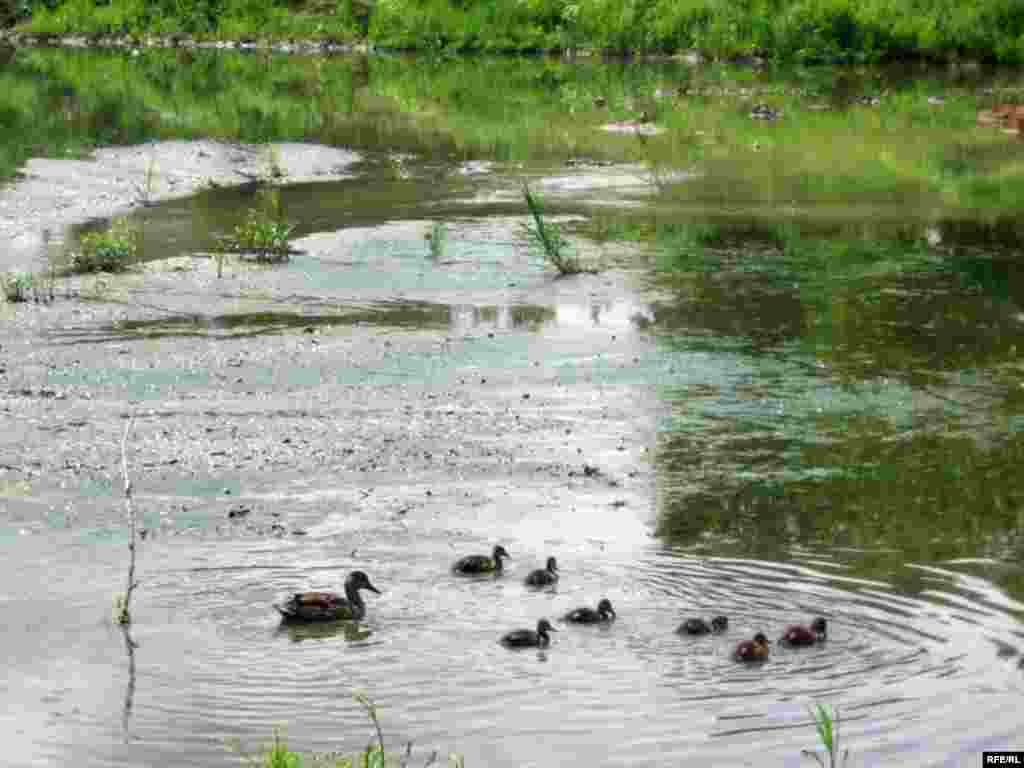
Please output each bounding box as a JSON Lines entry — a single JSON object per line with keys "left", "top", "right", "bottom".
{"left": 523, "top": 183, "right": 593, "bottom": 276}
{"left": 72, "top": 218, "right": 139, "bottom": 274}
{"left": 230, "top": 692, "right": 464, "bottom": 768}
{"left": 217, "top": 188, "right": 296, "bottom": 264}
{"left": 802, "top": 703, "right": 849, "bottom": 768}
{"left": 427, "top": 222, "right": 447, "bottom": 260}
{"left": 0, "top": 270, "right": 34, "bottom": 303}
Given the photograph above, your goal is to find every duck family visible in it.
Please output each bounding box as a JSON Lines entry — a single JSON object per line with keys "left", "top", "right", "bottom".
{"left": 273, "top": 550, "right": 829, "bottom": 663}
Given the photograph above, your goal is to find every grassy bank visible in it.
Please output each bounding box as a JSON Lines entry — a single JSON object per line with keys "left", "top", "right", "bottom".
{"left": 2, "top": 48, "right": 1024, "bottom": 213}
{"left": 6, "top": 0, "right": 1024, "bottom": 64}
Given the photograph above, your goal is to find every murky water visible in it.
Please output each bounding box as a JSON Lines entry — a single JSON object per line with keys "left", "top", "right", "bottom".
{"left": 2, "top": 48, "right": 1024, "bottom": 768}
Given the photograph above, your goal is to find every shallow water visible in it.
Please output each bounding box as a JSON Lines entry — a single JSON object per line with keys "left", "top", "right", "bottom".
{"left": 2, "top": 48, "right": 1024, "bottom": 768}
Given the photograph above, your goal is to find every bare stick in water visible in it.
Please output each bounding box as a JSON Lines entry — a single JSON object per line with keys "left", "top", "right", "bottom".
{"left": 117, "top": 414, "right": 138, "bottom": 625}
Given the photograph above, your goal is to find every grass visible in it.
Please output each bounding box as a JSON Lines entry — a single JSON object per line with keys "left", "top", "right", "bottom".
{"left": 230, "top": 692, "right": 464, "bottom": 768}
{"left": 71, "top": 217, "right": 139, "bottom": 274}
{"left": 802, "top": 703, "right": 850, "bottom": 767}
{"left": 523, "top": 183, "right": 595, "bottom": 276}
{"left": 427, "top": 222, "right": 447, "bottom": 260}
{"left": 217, "top": 188, "right": 296, "bottom": 263}
{"left": 0, "top": 271, "right": 34, "bottom": 303}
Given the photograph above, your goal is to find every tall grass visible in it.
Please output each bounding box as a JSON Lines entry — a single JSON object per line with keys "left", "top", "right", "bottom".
{"left": 802, "top": 703, "right": 850, "bottom": 767}
{"left": 230, "top": 692, "right": 464, "bottom": 768}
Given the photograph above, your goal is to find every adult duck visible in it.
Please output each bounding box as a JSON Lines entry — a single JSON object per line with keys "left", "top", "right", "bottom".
{"left": 733, "top": 632, "right": 770, "bottom": 662}
{"left": 563, "top": 598, "right": 616, "bottom": 624}
{"left": 676, "top": 615, "right": 729, "bottom": 636}
{"left": 780, "top": 617, "right": 827, "bottom": 646}
{"left": 524, "top": 556, "right": 558, "bottom": 586}
{"left": 501, "top": 619, "right": 556, "bottom": 648}
{"left": 452, "top": 544, "right": 510, "bottom": 575}
{"left": 275, "top": 570, "right": 381, "bottom": 622}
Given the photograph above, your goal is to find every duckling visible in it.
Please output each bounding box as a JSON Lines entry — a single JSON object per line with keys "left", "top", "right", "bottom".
{"left": 524, "top": 556, "right": 558, "bottom": 586}
{"left": 452, "top": 544, "right": 510, "bottom": 575}
{"left": 275, "top": 570, "right": 381, "bottom": 622}
{"left": 563, "top": 598, "right": 616, "bottom": 624}
{"left": 780, "top": 617, "right": 827, "bottom": 646}
{"left": 501, "top": 619, "right": 556, "bottom": 648}
{"left": 676, "top": 615, "right": 729, "bottom": 636}
{"left": 733, "top": 632, "right": 770, "bottom": 662}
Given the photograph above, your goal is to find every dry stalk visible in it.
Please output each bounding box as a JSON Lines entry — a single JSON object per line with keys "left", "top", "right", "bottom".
{"left": 117, "top": 415, "right": 139, "bottom": 625}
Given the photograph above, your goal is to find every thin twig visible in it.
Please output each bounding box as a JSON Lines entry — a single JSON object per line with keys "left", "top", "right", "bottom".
{"left": 118, "top": 414, "right": 138, "bottom": 625}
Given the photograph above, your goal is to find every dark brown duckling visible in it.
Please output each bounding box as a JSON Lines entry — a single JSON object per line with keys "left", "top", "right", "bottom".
{"left": 524, "top": 556, "right": 558, "bottom": 586}
{"left": 563, "top": 598, "right": 615, "bottom": 624}
{"left": 780, "top": 617, "right": 827, "bottom": 646}
{"left": 453, "top": 544, "right": 510, "bottom": 575}
{"left": 275, "top": 570, "right": 381, "bottom": 622}
{"left": 676, "top": 615, "right": 729, "bottom": 636}
{"left": 733, "top": 632, "right": 770, "bottom": 662}
{"left": 501, "top": 619, "right": 557, "bottom": 648}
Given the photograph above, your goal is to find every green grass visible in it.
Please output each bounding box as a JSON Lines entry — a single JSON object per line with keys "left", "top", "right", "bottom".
{"left": 231, "top": 692, "right": 465, "bottom": 768}
{"left": 0, "top": 271, "right": 34, "bottom": 303}
{"left": 803, "top": 704, "right": 849, "bottom": 767}
{"left": 216, "top": 188, "right": 296, "bottom": 263}
{"left": 72, "top": 217, "right": 139, "bottom": 274}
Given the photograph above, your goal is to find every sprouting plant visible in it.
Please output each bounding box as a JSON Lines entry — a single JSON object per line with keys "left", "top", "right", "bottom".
{"left": 1, "top": 271, "right": 35, "bottom": 303}
{"left": 427, "top": 222, "right": 447, "bottom": 260}
{"left": 228, "top": 692, "right": 464, "bottom": 768}
{"left": 135, "top": 154, "right": 158, "bottom": 206}
{"left": 216, "top": 188, "right": 295, "bottom": 264}
{"left": 802, "top": 703, "right": 849, "bottom": 767}
{"left": 523, "top": 183, "right": 593, "bottom": 276}
{"left": 72, "top": 218, "right": 139, "bottom": 274}
{"left": 266, "top": 144, "right": 285, "bottom": 180}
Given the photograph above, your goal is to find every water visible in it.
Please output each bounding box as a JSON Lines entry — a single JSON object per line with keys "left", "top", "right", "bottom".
{"left": 1, "top": 47, "right": 1024, "bottom": 768}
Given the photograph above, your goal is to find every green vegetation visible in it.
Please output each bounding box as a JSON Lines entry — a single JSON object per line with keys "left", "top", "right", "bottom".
{"left": 12, "top": 0, "right": 1024, "bottom": 63}
{"left": 523, "top": 183, "right": 593, "bottom": 275}
{"left": 72, "top": 217, "right": 139, "bottom": 273}
{"left": 231, "top": 693, "right": 465, "bottom": 768}
{"left": 0, "top": 270, "right": 34, "bottom": 303}
{"left": 217, "top": 188, "right": 296, "bottom": 263}
{"left": 803, "top": 704, "right": 849, "bottom": 767}
{"left": 2, "top": 49, "right": 1023, "bottom": 222}
{"left": 427, "top": 222, "right": 447, "bottom": 260}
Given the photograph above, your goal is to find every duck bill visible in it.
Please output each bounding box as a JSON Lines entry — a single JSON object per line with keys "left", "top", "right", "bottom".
{"left": 366, "top": 583, "right": 382, "bottom": 594}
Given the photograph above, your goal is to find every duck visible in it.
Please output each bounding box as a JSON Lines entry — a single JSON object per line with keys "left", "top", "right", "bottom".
{"left": 780, "top": 617, "right": 827, "bottom": 646}
{"left": 274, "top": 570, "right": 381, "bottom": 622}
{"left": 524, "top": 556, "right": 558, "bottom": 586}
{"left": 452, "top": 544, "right": 510, "bottom": 575}
{"left": 676, "top": 615, "right": 729, "bottom": 636}
{"left": 733, "top": 632, "right": 770, "bottom": 662}
{"left": 563, "top": 598, "right": 616, "bottom": 624}
{"left": 500, "top": 619, "right": 556, "bottom": 648}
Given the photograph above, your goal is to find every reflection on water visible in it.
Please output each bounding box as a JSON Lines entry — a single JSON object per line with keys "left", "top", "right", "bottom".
{"left": 274, "top": 620, "right": 374, "bottom": 644}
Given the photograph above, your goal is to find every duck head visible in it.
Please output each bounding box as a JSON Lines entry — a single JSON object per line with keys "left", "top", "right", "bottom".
{"left": 598, "top": 598, "right": 616, "bottom": 619}
{"left": 545, "top": 556, "right": 558, "bottom": 573}
{"left": 537, "top": 619, "right": 557, "bottom": 636}
{"left": 493, "top": 545, "right": 511, "bottom": 562}
{"left": 711, "top": 615, "right": 729, "bottom": 632}
{"left": 348, "top": 570, "right": 381, "bottom": 594}
{"left": 811, "top": 617, "right": 827, "bottom": 637}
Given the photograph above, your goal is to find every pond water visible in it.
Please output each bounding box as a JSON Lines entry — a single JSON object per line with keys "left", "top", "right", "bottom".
{"left": 1, "top": 47, "right": 1024, "bottom": 768}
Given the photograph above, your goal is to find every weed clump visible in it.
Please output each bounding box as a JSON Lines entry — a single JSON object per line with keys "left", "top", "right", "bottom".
{"left": 217, "top": 188, "right": 296, "bottom": 264}
{"left": 0, "top": 271, "right": 34, "bottom": 303}
{"left": 72, "top": 218, "right": 139, "bottom": 274}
